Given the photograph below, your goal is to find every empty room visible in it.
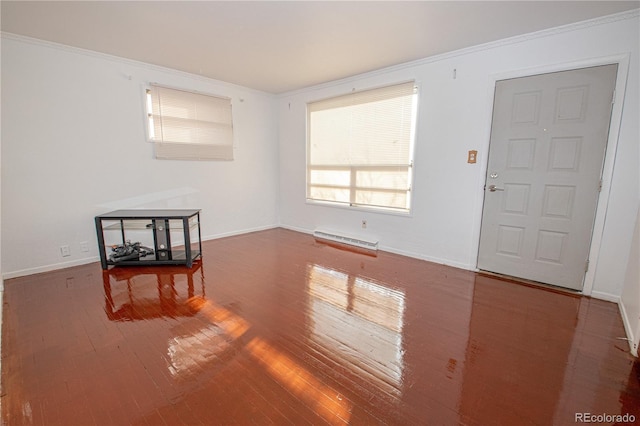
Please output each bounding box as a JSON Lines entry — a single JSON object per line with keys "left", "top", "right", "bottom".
{"left": 1, "top": 1, "right": 639, "bottom": 425}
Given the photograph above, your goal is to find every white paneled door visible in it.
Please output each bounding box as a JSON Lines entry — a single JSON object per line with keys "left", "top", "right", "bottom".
{"left": 478, "top": 65, "right": 618, "bottom": 290}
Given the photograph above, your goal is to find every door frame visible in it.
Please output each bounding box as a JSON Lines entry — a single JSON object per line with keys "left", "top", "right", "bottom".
{"left": 471, "top": 53, "right": 631, "bottom": 297}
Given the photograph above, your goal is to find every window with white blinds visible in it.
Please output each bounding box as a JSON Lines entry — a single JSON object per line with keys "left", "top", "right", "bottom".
{"left": 307, "top": 81, "right": 418, "bottom": 213}
{"left": 146, "top": 84, "right": 234, "bottom": 160}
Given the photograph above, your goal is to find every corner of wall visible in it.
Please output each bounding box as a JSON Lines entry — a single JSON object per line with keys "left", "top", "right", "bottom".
{"left": 620, "top": 204, "right": 640, "bottom": 357}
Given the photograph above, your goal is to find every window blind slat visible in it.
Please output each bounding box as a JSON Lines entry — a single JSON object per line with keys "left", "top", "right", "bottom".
{"left": 148, "top": 84, "right": 234, "bottom": 161}
{"left": 307, "top": 82, "right": 417, "bottom": 212}
{"left": 155, "top": 142, "right": 234, "bottom": 161}
{"left": 309, "top": 81, "right": 415, "bottom": 112}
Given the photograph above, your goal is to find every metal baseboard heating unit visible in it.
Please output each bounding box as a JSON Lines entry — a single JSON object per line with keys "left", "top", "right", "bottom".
{"left": 313, "top": 230, "right": 379, "bottom": 251}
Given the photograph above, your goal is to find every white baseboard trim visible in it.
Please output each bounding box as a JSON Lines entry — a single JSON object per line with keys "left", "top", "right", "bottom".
{"left": 279, "top": 224, "right": 475, "bottom": 271}
{"left": 590, "top": 291, "right": 639, "bottom": 356}
{"left": 3, "top": 256, "right": 101, "bottom": 280}
{"left": 2, "top": 224, "right": 281, "bottom": 280}
{"left": 201, "top": 224, "right": 279, "bottom": 242}
{"left": 618, "top": 300, "right": 639, "bottom": 357}
{"left": 278, "top": 224, "right": 313, "bottom": 235}
{"left": 589, "top": 290, "right": 621, "bottom": 303}
{"left": 381, "top": 245, "right": 475, "bottom": 271}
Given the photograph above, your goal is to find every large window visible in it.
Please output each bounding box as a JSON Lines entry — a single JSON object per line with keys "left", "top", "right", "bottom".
{"left": 146, "top": 84, "right": 234, "bottom": 161}
{"left": 307, "top": 81, "right": 418, "bottom": 213}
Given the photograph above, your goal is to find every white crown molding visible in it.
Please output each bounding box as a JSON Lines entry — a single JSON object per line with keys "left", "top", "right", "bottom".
{"left": 1, "top": 7, "right": 637, "bottom": 97}
{"left": 278, "top": 8, "right": 640, "bottom": 98}
{"left": 0, "top": 31, "right": 275, "bottom": 98}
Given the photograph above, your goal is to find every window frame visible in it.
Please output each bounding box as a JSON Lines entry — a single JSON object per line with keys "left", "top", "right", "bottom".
{"left": 305, "top": 81, "right": 419, "bottom": 215}
{"left": 145, "top": 84, "right": 235, "bottom": 161}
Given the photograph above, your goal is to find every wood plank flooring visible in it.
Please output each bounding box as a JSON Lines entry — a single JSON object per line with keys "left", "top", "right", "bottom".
{"left": 2, "top": 228, "right": 638, "bottom": 425}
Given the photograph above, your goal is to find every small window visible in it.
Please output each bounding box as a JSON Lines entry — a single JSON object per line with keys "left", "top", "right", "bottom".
{"left": 307, "top": 81, "right": 418, "bottom": 213}
{"left": 146, "top": 84, "right": 234, "bottom": 160}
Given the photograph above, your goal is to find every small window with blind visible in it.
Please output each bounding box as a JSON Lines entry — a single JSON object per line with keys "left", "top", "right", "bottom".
{"left": 307, "top": 81, "right": 418, "bottom": 213}
{"left": 146, "top": 84, "right": 234, "bottom": 160}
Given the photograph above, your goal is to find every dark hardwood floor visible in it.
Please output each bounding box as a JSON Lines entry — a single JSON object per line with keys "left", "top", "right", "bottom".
{"left": 2, "top": 228, "right": 638, "bottom": 425}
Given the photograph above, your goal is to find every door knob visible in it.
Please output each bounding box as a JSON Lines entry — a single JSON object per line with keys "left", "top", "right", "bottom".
{"left": 488, "top": 185, "right": 504, "bottom": 192}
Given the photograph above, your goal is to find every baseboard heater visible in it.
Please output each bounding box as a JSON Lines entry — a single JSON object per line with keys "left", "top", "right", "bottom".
{"left": 313, "top": 230, "right": 379, "bottom": 251}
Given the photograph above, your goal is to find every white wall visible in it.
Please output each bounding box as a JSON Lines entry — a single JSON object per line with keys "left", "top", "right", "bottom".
{"left": 1, "top": 35, "right": 280, "bottom": 277}
{"left": 621, "top": 207, "right": 640, "bottom": 356}
{"left": 2, "top": 11, "right": 638, "bottom": 303}
{"left": 278, "top": 11, "right": 639, "bottom": 300}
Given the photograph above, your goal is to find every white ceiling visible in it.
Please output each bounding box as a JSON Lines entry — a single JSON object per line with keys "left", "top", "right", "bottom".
{"left": 2, "top": 1, "right": 638, "bottom": 94}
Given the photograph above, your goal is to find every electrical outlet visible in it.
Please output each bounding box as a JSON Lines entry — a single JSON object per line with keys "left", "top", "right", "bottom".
{"left": 60, "top": 245, "right": 71, "bottom": 257}
{"left": 80, "top": 241, "right": 90, "bottom": 253}
{"left": 362, "top": 220, "right": 367, "bottom": 229}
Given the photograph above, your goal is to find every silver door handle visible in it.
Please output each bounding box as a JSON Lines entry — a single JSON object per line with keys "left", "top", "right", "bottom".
{"left": 488, "top": 185, "right": 504, "bottom": 192}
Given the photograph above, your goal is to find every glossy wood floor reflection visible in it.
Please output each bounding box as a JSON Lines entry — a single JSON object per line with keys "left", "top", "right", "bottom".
{"left": 2, "top": 228, "right": 639, "bottom": 425}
